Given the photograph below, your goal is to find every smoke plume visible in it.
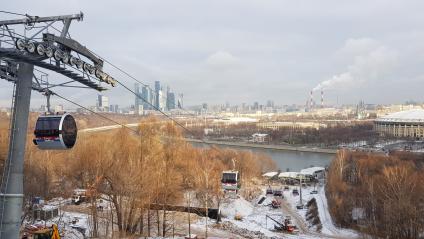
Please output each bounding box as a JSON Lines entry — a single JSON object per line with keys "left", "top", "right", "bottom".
{"left": 313, "top": 38, "right": 398, "bottom": 92}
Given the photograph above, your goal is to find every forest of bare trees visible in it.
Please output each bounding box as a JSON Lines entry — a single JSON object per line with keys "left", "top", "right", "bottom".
{"left": 326, "top": 150, "right": 424, "bottom": 239}
{"left": 0, "top": 113, "right": 276, "bottom": 237}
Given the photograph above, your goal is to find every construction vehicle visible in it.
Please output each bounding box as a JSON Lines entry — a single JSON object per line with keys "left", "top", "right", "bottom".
{"left": 71, "top": 189, "right": 89, "bottom": 205}
{"left": 72, "top": 175, "right": 104, "bottom": 205}
{"left": 271, "top": 199, "right": 281, "bottom": 209}
{"left": 22, "top": 224, "right": 61, "bottom": 239}
{"left": 234, "top": 213, "right": 243, "bottom": 221}
{"left": 278, "top": 216, "right": 299, "bottom": 234}
{"left": 266, "top": 215, "right": 299, "bottom": 234}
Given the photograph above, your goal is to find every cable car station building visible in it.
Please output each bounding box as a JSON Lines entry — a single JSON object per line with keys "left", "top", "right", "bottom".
{"left": 374, "top": 109, "right": 424, "bottom": 138}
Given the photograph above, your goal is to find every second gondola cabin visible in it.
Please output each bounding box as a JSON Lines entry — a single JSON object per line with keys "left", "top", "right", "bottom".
{"left": 33, "top": 113, "right": 77, "bottom": 150}
{"left": 221, "top": 170, "right": 241, "bottom": 192}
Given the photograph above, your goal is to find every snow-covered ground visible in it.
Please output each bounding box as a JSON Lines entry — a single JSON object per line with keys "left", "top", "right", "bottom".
{"left": 23, "top": 197, "right": 109, "bottom": 239}
{"left": 25, "top": 210, "right": 88, "bottom": 239}
{"left": 59, "top": 211, "right": 89, "bottom": 238}
{"left": 28, "top": 184, "right": 359, "bottom": 238}
{"left": 283, "top": 183, "right": 358, "bottom": 238}
{"left": 212, "top": 184, "right": 359, "bottom": 239}
{"left": 219, "top": 196, "right": 286, "bottom": 238}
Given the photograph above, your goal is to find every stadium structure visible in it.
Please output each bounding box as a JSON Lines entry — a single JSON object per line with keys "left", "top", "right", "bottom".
{"left": 374, "top": 109, "right": 424, "bottom": 138}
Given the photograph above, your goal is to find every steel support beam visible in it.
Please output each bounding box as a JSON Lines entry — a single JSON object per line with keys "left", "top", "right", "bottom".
{"left": 0, "top": 63, "right": 33, "bottom": 239}
{"left": 0, "top": 13, "right": 83, "bottom": 26}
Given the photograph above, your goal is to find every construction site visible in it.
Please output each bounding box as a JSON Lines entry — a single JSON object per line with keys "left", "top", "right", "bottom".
{"left": 16, "top": 165, "right": 360, "bottom": 239}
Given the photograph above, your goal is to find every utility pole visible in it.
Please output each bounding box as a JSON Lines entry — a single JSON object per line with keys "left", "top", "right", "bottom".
{"left": 204, "top": 170, "right": 209, "bottom": 239}
{"left": 299, "top": 174, "right": 303, "bottom": 207}
{"left": 187, "top": 192, "right": 191, "bottom": 238}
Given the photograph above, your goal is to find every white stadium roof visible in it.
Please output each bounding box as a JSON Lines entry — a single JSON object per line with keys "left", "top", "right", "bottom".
{"left": 375, "top": 109, "right": 424, "bottom": 123}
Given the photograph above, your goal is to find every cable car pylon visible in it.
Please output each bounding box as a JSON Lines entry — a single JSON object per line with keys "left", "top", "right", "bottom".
{"left": 0, "top": 63, "right": 33, "bottom": 238}
{"left": 0, "top": 12, "right": 116, "bottom": 238}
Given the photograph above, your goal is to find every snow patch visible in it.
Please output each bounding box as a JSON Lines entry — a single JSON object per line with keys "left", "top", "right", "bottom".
{"left": 220, "top": 197, "right": 254, "bottom": 218}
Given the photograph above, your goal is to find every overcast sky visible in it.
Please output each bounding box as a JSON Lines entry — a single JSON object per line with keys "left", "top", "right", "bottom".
{"left": 1, "top": 0, "right": 424, "bottom": 108}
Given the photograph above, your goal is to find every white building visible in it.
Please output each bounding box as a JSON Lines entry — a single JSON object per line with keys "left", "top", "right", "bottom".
{"left": 252, "top": 133, "right": 269, "bottom": 143}
{"left": 278, "top": 172, "right": 300, "bottom": 180}
{"left": 374, "top": 109, "right": 424, "bottom": 138}
{"left": 97, "top": 94, "right": 109, "bottom": 112}
{"left": 300, "top": 166, "right": 325, "bottom": 179}
{"left": 257, "top": 121, "right": 327, "bottom": 130}
{"left": 262, "top": 171, "right": 279, "bottom": 178}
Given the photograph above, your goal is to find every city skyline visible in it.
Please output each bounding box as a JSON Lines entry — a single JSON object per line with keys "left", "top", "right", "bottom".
{"left": 2, "top": 1, "right": 424, "bottom": 109}
{"left": 134, "top": 80, "right": 181, "bottom": 114}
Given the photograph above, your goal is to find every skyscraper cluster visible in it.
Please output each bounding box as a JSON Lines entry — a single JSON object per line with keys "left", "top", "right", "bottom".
{"left": 134, "top": 81, "right": 182, "bottom": 115}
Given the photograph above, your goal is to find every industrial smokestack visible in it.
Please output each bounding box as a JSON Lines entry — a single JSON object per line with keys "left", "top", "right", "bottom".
{"left": 321, "top": 89, "right": 324, "bottom": 108}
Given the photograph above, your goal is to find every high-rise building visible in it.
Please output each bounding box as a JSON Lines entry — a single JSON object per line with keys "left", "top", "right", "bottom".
{"left": 202, "top": 103, "right": 208, "bottom": 111}
{"left": 134, "top": 83, "right": 143, "bottom": 114}
{"left": 155, "top": 81, "right": 161, "bottom": 109}
{"left": 177, "top": 93, "right": 183, "bottom": 109}
{"left": 135, "top": 83, "right": 139, "bottom": 110}
{"left": 153, "top": 81, "right": 168, "bottom": 111}
{"left": 163, "top": 86, "right": 171, "bottom": 110}
{"left": 266, "top": 100, "right": 274, "bottom": 108}
{"left": 109, "top": 104, "right": 119, "bottom": 113}
{"left": 253, "top": 102, "right": 259, "bottom": 110}
{"left": 134, "top": 81, "right": 181, "bottom": 112}
{"left": 149, "top": 87, "right": 155, "bottom": 110}
{"left": 160, "top": 86, "right": 167, "bottom": 111}
{"left": 141, "top": 85, "right": 150, "bottom": 110}
{"left": 97, "top": 94, "right": 109, "bottom": 111}
{"left": 167, "top": 91, "right": 176, "bottom": 110}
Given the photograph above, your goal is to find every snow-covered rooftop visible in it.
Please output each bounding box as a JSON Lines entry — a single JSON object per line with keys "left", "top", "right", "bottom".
{"left": 262, "top": 171, "right": 278, "bottom": 177}
{"left": 278, "top": 172, "right": 299, "bottom": 178}
{"left": 376, "top": 109, "right": 424, "bottom": 123}
{"left": 300, "top": 166, "right": 325, "bottom": 176}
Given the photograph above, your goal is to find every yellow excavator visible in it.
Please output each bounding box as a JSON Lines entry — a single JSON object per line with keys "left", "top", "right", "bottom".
{"left": 23, "top": 224, "right": 61, "bottom": 239}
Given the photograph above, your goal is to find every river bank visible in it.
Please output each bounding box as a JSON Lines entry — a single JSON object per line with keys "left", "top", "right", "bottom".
{"left": 186, "top": 138, "right": 337, "bottom": 154}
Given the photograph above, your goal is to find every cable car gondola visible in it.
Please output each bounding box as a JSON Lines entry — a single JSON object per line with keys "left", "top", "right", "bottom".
{"left": 33, "top": 113, "right": 77, "bottom": 150}
{"left": 221, "top": 170, "right": 241, "bottom": 192}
